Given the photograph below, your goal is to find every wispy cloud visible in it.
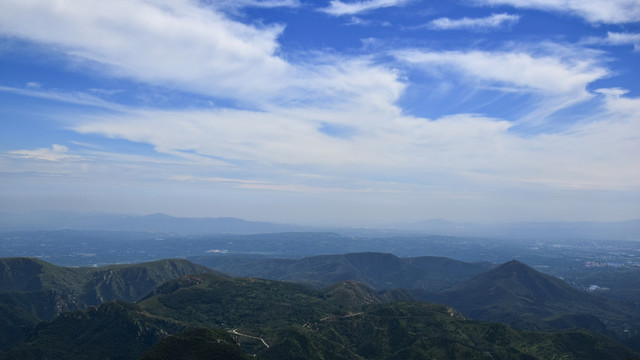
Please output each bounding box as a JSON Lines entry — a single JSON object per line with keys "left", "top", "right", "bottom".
{"left": 173, "top": 175, "right": 386, "bottom": 194}
{"left": 0, "top": 85, "right": 126, "bottom": 111}
{"left": 0, "top": 0, "right": 288, "bottom": 104}
{"left": 0, "top": 0, "right": 403, "bottom": 111}
{"left": 320, "top": 0, "right": 409, "bottom": 16}
{"left": 584, "top": 32, "right": 640, "bottom": 51}
{"left": 215, "top": 0, "right": 301, "bottom": 9}
{"left": 427, "top": 13, "right": 520, "bottom": 31}
{"left": 473, "top": 0, "right": 640, "bottom": 24}
{"left": 9, "top": 144, "right": 76, "bottom": 162}
{"left": 394, "top": 46, "right": 609, "bottom": 122}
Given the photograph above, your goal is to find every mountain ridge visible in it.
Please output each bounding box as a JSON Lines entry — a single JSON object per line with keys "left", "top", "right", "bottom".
{"left": 2, "top": 211, "right": 638, "bottom": 239}
{"left": 192, "top": 252, "right": 494, "bottom": 292}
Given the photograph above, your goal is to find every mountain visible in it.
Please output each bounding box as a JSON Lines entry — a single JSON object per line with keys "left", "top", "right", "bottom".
{"left": 425, "top": 260, "right": 640, "bottom": 348}
{"left": 0, "top": 258, "right": 218, "bottom": 350}
{"left": 0, "top": 258, "right": 219, "bottom": 310}
{"left": 3, "top": 272, "right": 637, "bottom": 359}
{"left": 192, "top": 252, "right": 494, "bottom": 291}
{"left": 0, "top": 211, "right": 309, "bottom": 234}
{"left": 262, "top": 302, "right": 637, "bottom": 360}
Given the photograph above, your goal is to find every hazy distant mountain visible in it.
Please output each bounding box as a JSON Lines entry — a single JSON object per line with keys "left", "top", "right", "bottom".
{"left": 2, "top": 211, "right": 638, "bottom": 239}
{"left": 192, "top": 252, "right": 495, "bottom": 291}
{"left": 0, "top": 211, "right": 310, "bottom": 234}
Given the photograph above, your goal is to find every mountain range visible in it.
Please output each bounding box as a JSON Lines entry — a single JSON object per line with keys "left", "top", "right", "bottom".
{"left": 1, "top": 255, "right": 638, "bottom": 359}
{"left": 2, "top": 211, "right": 638, "bottom": 240}
{"left": 3, "top": 271, "right": 637, "bottom": 360}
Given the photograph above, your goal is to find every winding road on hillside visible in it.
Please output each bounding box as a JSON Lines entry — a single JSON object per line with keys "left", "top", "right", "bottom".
{"left": 230, "top": 329, "right": 270, "bottom": 348}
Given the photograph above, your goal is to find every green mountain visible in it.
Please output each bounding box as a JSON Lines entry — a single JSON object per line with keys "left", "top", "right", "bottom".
{"left": 138, "top": 273, "right": 344, "bottom": 329}
{"left": 425, "top": 260, "right": 639, "bottom": 348}
{"left": 0, "top": 257, "right": 219, "bottom": 314}
{"left": 0, "top": 258, "right": 219, "bottom": 351}
{"left": 193, "top": 252, "right": 494, "bottom": 291}
{"left": 77, "top": 259, "right": 223, "bottom": 306}
{"left": 3, "top": 272, "right": 637, "bottom": 360}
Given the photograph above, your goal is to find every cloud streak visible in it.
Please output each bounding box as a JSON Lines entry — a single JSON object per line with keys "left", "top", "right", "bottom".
{"left": 0, "top": 0, "right": 288, "bottom": 103}
{"left": 394, "top": 46, "right": 609, "bottom": 123}
{"left": 427, "top": 13, "right": 520, "bottom": 30}
{"left": 320, "top": 0, "right": 409, "bottom": 16}
{"left": 585, "top": 32, "right": 640, "bottom": 51}
{"left": 473, "top": 0, "right": 640, "bottom": 24}
{"left": 9, "top": 144, "right": 75, "bottom": 162}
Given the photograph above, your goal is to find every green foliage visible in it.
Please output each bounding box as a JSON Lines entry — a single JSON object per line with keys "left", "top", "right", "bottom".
{"left": 260, "top": 302, "right": 636, "bottom": 360}
{"left": 139, "top": 328, "right": 252, "bottom": 360}
{"left": 2, "top": 301, "right": 184, "bottom": 360}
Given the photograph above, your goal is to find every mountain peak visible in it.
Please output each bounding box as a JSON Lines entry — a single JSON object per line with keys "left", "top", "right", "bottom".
{"left": 446, "top": 259, "right": 579, "bottom": 304}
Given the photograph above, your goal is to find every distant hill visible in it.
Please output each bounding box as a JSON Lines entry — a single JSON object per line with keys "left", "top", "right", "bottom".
{"left": 4, "top": 272, "right": 637, "bottom": 359}
{"left": 192, "top": 252, "right": 495, "bottom": 291}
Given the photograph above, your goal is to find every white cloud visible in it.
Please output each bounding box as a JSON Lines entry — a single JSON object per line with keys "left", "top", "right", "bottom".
{"left": 0, "top": 0, "right": 289, "bottom": 103}
{"left": 0, "top": 85, "right": 126, "bottom": 111}
{"left": 585, "top": 32, "right": 640, "bottom": 51}
{"left": 394, "top": 46, "right": 609, "bottom": 121}
{"left": 320, "top": 0, "right": 409, "bottom": 16}
{"left": 427, "top": 13, "right": 520, "bottom": 30}
{"left": 215, "top": 0, "right": 301, "bottom": 9}
{"left": 0, "top": 0, "right": 403, "bottom": 111}
{"left": 473, "top": 0, "right": 640, "bottom": 24}
{"left": 9, "top": 144, "right": 74, "bottom": 162}
{"left": 65, "top": 98, "right": 640, "bottom": 197}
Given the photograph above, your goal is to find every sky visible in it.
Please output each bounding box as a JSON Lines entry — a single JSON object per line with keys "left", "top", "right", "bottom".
{"left": 0, "top": 0, "right": 639, "bottom": 226}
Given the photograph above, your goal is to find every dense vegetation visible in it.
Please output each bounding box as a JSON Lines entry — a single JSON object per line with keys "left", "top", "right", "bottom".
{"left": 0, "top": 257, "right": 218, "bottom": 351}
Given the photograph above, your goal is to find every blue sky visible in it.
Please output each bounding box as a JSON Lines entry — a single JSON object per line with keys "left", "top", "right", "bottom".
{"left": 0, "top": 0, "right": 639, "bottom": 226}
